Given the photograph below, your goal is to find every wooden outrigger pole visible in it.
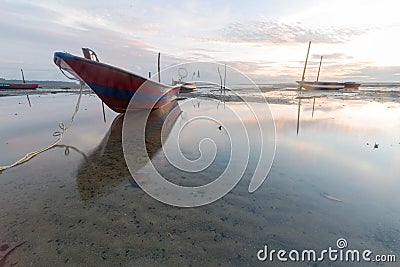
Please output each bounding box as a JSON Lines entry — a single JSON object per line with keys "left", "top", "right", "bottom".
{"left": 298, "top": 41, "right": 311, "bottom": 90}
{"left": 316, "top": 56, "right": 323, "bottom": 82}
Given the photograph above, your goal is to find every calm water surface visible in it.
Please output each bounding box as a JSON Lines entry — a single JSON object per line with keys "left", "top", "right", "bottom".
{"left": 0, "top": 89, "right": 399, "bottom": 266}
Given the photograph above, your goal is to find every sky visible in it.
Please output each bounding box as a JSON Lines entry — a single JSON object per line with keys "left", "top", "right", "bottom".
{"left": 1, "top": 0, "right": 400, "bottom": 83}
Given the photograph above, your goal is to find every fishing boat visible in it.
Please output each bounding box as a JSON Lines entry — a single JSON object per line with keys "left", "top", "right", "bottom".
{"left": 53, "top": 48, "right": 180, "bottom": 112}
{"left": 0, "top": 69, "right": 38, "bottom": 90}
{"left": 296, "top": 81, "right": 361, "bottom": 90}
{"left": 297, "top": 53, "right": 361, "bottom": 90}
{"left": 298, "top": 81, "right": 345, "bottom": 90}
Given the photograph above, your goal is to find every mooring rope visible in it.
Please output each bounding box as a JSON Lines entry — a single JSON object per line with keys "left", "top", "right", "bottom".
{"left": 0, "top": 84, "right": 84, "bottom": 173}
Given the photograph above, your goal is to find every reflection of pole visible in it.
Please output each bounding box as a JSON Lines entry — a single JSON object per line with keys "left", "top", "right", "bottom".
{"left": 217, "top": 67, "right": 223, "bottom": 93}
{"left": 297, "top": 98, "right": 301, "bottom": 135}
{"left": 316, "top": 56, "right": 323, "bottom": 82}
{"left": 26, "top": 94, "right": 31, "bottom": 107}
{"left": 312, "top": 97, "right": 316, "bottom": 118}
{"left": 223, "top": 64, "right": 226, "bottom": 92}
{"left": 22, "top": 69, "right": 31, "bottom": 107}
{"left": 298, "top": 41, "right": 311, "bottom": 90}
{"left": 102, "top": 101, "right": 106, "bottom": 123}
{"left": 157, "top": 52, "right": 161, "bottom": 83}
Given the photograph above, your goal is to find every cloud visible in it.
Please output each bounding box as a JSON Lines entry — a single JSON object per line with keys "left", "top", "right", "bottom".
{"left": 217, "top": 20, "right": 366, "bottom": 44}
{"left": 311, "top": 53, "right": 353, "bottom": 60}
{"left": 1, "top": 1, "right": 398, "bottom": 83}
{"left": 0, "top": 0, "right": 165, "bottom": 80}
{"left": 344, "top": 66, "right": 400, "bottom": 81}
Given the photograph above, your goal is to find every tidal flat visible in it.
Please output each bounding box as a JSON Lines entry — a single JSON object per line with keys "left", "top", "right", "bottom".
{"left": 0, "top": 85, "right": 399, "bottom": 266}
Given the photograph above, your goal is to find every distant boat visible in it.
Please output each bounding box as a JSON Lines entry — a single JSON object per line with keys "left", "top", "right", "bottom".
{"left": 0, "top": 69, "right": 38, "bottom": 90}
{"left": 172, "top": 79, "right": 196, "bottom": 92}
{"left": 342, "top": 82, "right": 361, "bottom": 89}
{"left": 297, "top": 53, "right": 360, "bottom": 90}
{"left": 296, "top": 81, "right": 360, "bottom": 90}
{"left": 53, "top": 48, "right": 180, "bottom": 112}
{"left": 0, "top": 83, "right": 39, "bottom": 90}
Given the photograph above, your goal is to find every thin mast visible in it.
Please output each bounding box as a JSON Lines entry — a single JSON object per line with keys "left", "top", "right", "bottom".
{"left": 298, "top": 41, "right": 311, "bottom": 90}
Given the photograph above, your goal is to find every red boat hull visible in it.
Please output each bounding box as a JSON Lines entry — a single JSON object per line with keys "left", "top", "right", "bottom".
{"left": 0, "top": 83, "right": 38, "bottom": 90}
{"left": 53, "top": 52, "right": 180, "bottom": 112}
{"left": 343, "top": 82, "right": 361, "bottom": 89}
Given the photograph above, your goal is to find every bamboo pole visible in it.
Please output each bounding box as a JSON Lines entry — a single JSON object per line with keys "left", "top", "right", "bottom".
{"left": 298, "top": 41, "right": 311, "bottom": 90}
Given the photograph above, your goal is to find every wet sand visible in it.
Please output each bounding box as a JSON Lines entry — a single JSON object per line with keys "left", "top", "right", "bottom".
{"left": 0, "top": 86, "right": 399, "bottom": 266}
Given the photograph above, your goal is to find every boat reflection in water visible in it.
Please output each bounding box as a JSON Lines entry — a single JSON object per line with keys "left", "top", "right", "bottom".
{"left": 296, "top": 95, "right": 321, "bottom": 135}
{"left": 76, "top": 100, "right": 181, "bottom": 200}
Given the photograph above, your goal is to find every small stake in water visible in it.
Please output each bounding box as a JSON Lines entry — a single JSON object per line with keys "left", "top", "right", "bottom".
{"left": 157, "top": 52, "right": 161, "bottom": 83}
{"left": 21, "top": 69, "right": 25, "bottom": 84}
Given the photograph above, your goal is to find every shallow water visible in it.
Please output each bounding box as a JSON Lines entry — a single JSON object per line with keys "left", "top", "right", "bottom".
{"left": 0, "top": 89, "right": 399, "bottom": 266}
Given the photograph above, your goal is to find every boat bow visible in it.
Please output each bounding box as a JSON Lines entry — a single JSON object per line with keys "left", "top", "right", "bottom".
{"left": 53, "top": 51, "right": 180, "bottom": 112}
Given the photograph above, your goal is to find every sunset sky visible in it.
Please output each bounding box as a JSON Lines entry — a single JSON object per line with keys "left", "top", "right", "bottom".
{"left": 1, "top": 0, "right": 400, "bottom": 83}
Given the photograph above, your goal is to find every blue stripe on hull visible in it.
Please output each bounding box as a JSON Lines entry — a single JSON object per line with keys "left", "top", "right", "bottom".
{"left": 86, "top": 82, "right": 177, "bottom": 102}
{"left": 86, "top": 82, "right": 134, "bottom": 99}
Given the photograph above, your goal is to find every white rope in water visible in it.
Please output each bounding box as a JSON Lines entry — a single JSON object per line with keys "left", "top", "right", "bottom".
{"left": 0, "top": 85, "right": 84, "bottom": 173}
